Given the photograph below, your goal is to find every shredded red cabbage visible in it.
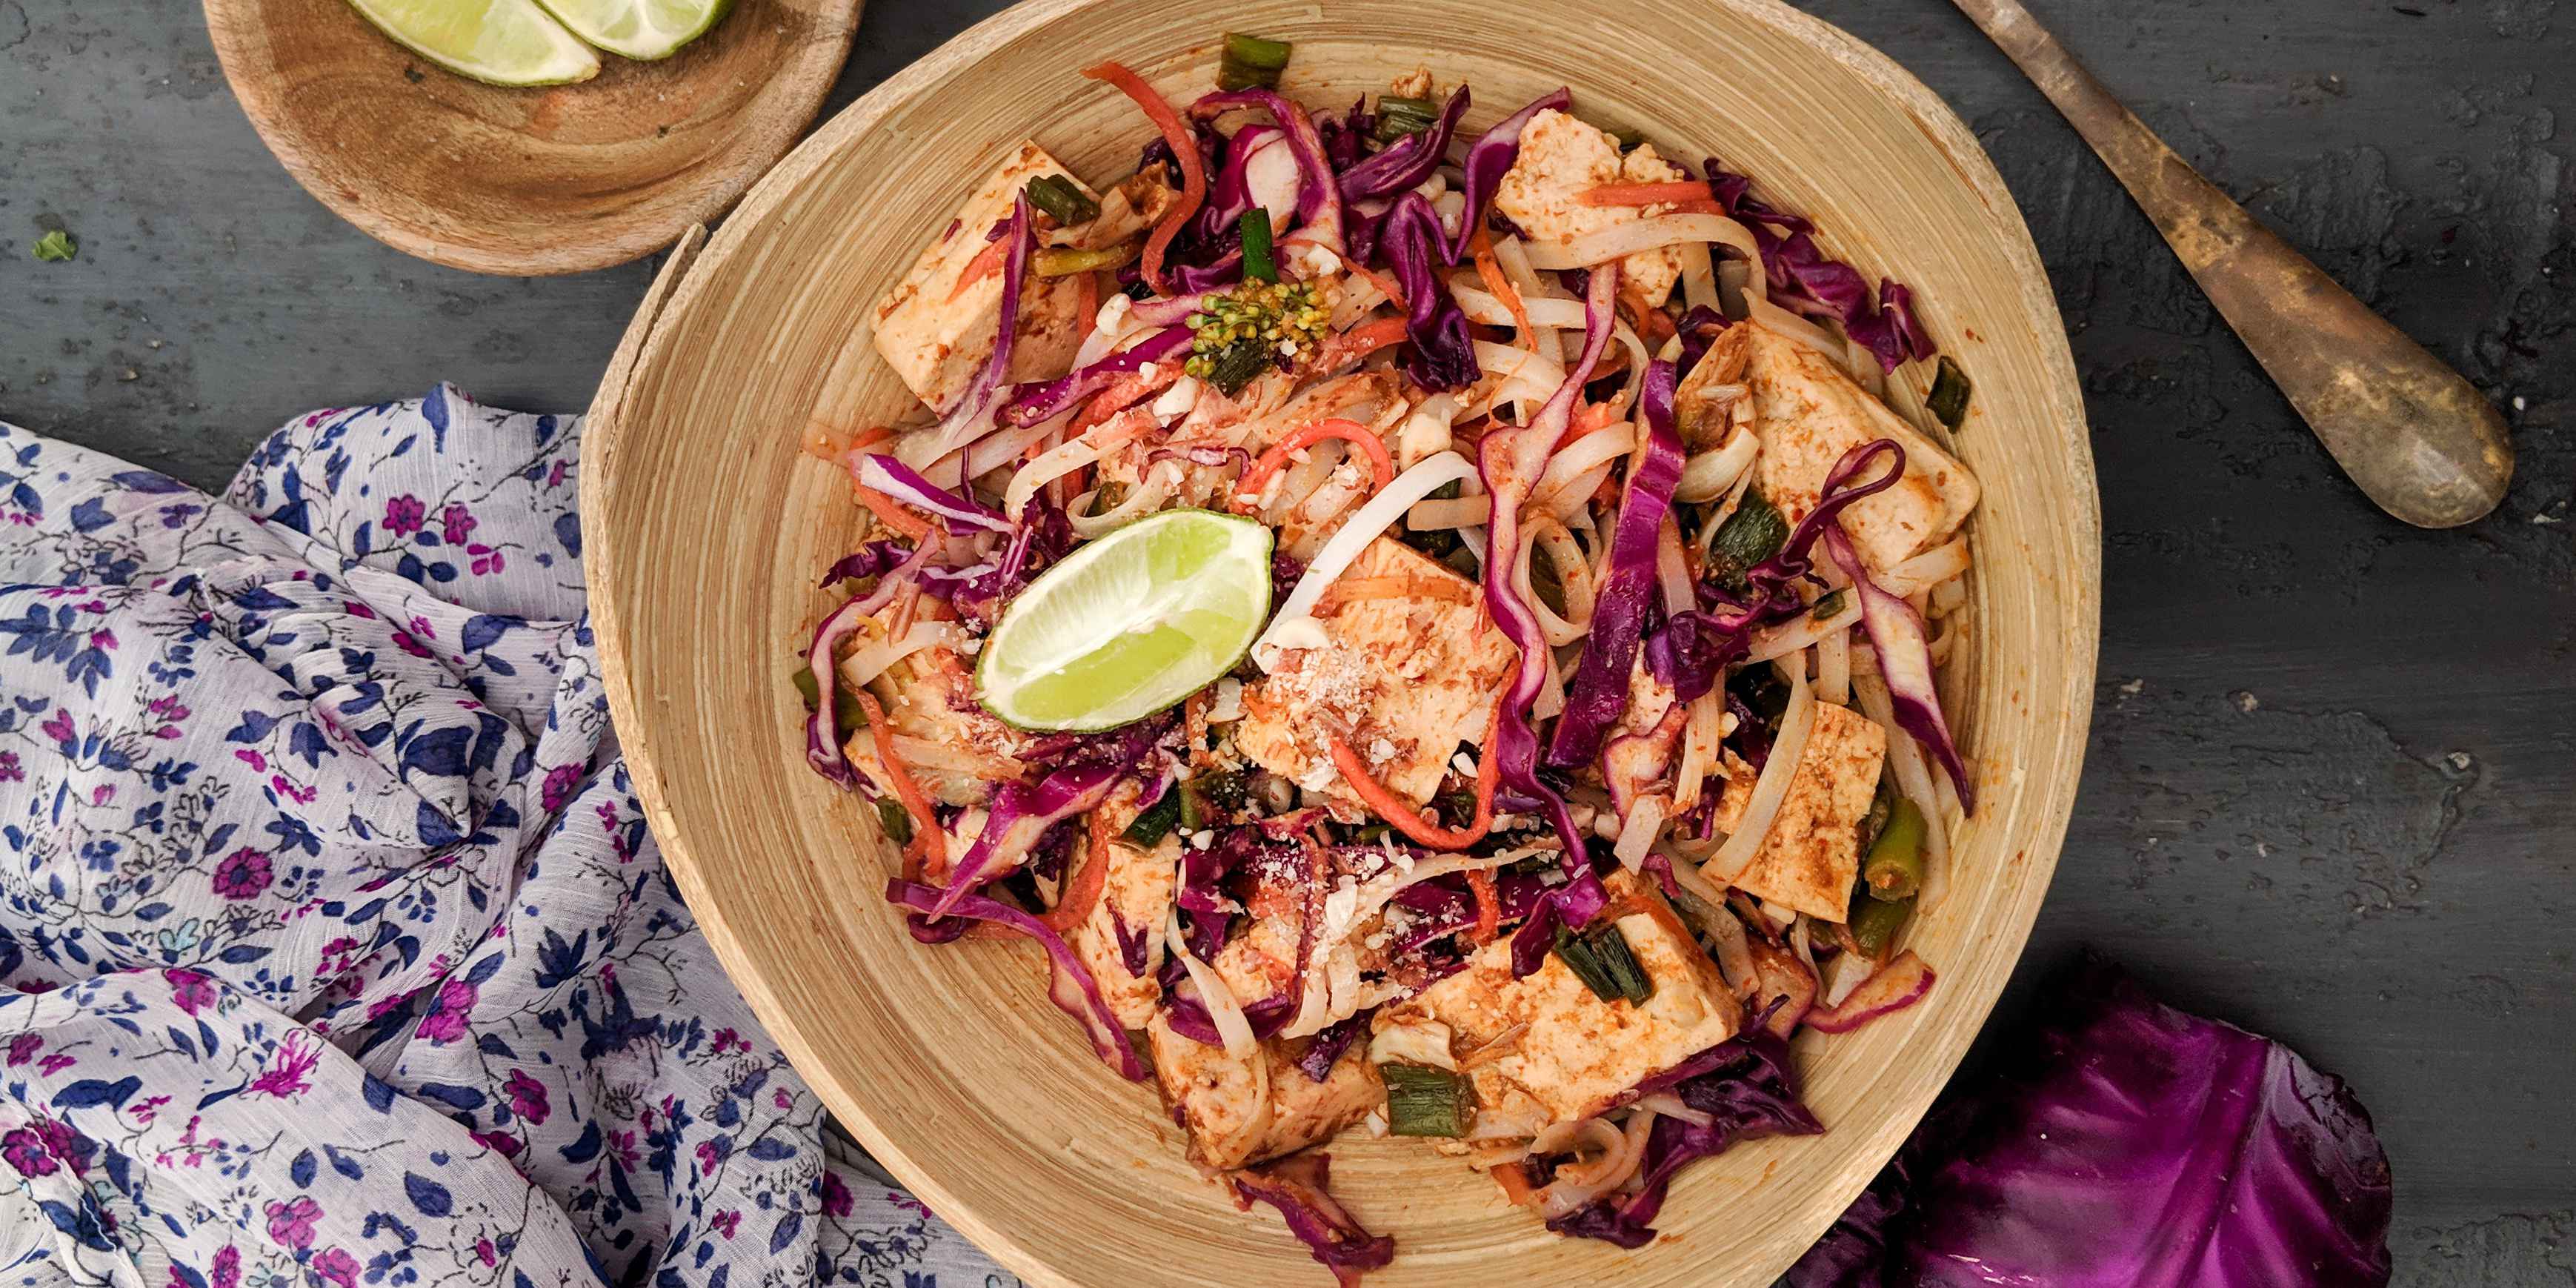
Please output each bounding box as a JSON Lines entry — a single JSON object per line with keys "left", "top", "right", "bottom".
{"left": 1229, "top": 1153, "right": 1395, "bottom": 1287}
{"left": 997, "top": 326, "right": 1191, "bottom": 427}
{"left": 1824, "top": 523, "right": 1973, "bottom": 812}
{"left": 1337, "top": 87, "right": 1471, "bottom": 203}
{"left": 1545, "top": 356, "right": 1685, "bottom": 768}
{"left": 884, "top": 878, "right": 1148, "bottom": 1080}
{"left": 817, "top": 540, "right": 911, "bottom": 588}
{"left": 1315, "top": 98, "right": 1372, "bottom": 172}
{"left": 802, "top": 535, "right": 942, "bottom": 786}
{"left": 1505, "top": 867, "right": 1608, "bottom": 978}
{"left": 856, "top": 453, "right": 1011, "bottom": 534}
{"left": 927, "top": 761, "right": 1128, "bottom": 920}
{"left": 1294, "top": 1018, "right": 1363, "bottom": 1081}
{"left": 1453, "top": 88, "right": 1569, "bottom": 262}
{"left": 1378, "top": 192, "right": 1482, "bottom": 391}
{"left": 1700, "top": 159, "right": 1933, "bottom": 373}
{"left": 1192, "top": 89, "right": 1345, "bottom": 254}
{"left": 1194, "top": 122, "right": 1284, "bottom": 240}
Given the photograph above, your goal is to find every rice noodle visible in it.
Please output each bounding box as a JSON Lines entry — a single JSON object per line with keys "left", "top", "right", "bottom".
{"left": 1613, "top": 796, "right": 1665, "bottom": 869}
{"left": 1854, "top": 668, "right": 1951, "bottom": 909}
{"left": 1678, "top": 241, "right": 1720, "bottom": 313}
{"left": 1929, "top": 574, "right": 1968, "bottom": 620}
{"left": 1880, "top": 537, "right": 1971, "bottom": 598}
{"left": 1674, "top": 429, "right": 1758, "bottom": 504}
{"left": 1448, "top": 281, "right": 1593, "bottom": 331}
{"left": 1520, "top": 213, "right": 1765, "bottom": 276}
{"left": 1167, "top": 908, "right": 1259, "bottom": 1060}
{"left": 1817, "top": 625, "right": 1851, "bottom": 706}
{"left": 1407, "top": 495, "right": 1491, "bottom": 530}
{"left": 1631, "top": 1092, "right": 1714, "bottom": 1129}
{"left": 1255, "top": 451, "right": 1477, "bottom": 671}
{"left": 1534, "top": 1111, "right": 1657, "bottom": 1219}
{"left": 838, "top": 622, "right": 962, "bottom": 691}
{"left": 1280, "top": 849, "right": 1532, "bottom": 1037}
{"left": 1494, "top": 235, "right": 1560, "bottom": 355}
{"left": 1746, "top": 295, "right": 1850, "bottom": 360}
{"left": 1700, "top": 656, "right": 1814, "bottom": 886}
{"left": 1654, "top": 517, "right": 1694, "bottom": 614}
{"left": 1531, "top": 423, "right": 1633, "bottom": 508}
{"left": 1525, "top": 515, "right": 1598, "bottom": 647}
{"left": 1671, "top": 688, "right": 1724, "bottom": 813}
{"left": 1006, "top": 436, "right": 1102, "bottom": 517}
{"left": 1744, "top": 594, "right": 1864, "bottom": 664}
{"left": 1533, "top": 645, "right": 1567, "bottom": 721}
{"left": 1068, "top": 459, "right": 1179, "bottom": 537}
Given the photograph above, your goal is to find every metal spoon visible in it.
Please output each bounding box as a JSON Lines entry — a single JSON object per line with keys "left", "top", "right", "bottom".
{"left": 1948, "top": 0, "right": 2515, "bottom": 528}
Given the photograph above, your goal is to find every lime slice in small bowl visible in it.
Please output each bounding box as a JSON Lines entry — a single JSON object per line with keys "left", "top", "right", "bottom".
{"left": 536, "top": 0, "right": 734, "bottom": 61}
{"left": 345, "top": 0, "right": 601, "bottom": 85}
{"left": 976, "top": 509, "right": 1274, "bottom": 733}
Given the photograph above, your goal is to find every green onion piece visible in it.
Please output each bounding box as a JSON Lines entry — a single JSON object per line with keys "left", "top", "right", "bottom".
{"left": 1705, "top": 490, "right": 1789, "bottom": 591}
{"left": 790, "top": 665, "right": 865, "bottom": 731}
{"left": 1202, "top": 339, "right": 1274, "bottom": 396}
{"left": 32, "top": 230, "right": 76, "bottom": 262}
{"left": 1196, "top": 770, "right": 1248, "bottom": 815}
{"left": 791, "top": 666, "right": 822, "bottom": 711}
{"left": 1239, "top": 208, "right": 1277, "bottom": 284}
{"left": 1855, "top": 777, "right": 1896, "bottom": 857}
{"left": 1022, "top": 174, "right": 1100, "bottom": 228}
{"left": 1863, "top": 797, "right": 1927, "bottom": 900}
{"left": 1608, "top": 126, "right": 1645, "bottom": 152}
{"left": 876, "top": 797, "right": 916, "bottom": 845}
{"left": 1123, "top": 783, "right": 1182, "bottom": 846}
{"left": 1379, "top": 1063, "right": 1471, "bottom": 1137}
{"left": 1926, "top": 356, "right": 1972, "bottom": 431}
{"left": 1847, "top": 890, "right": 1914, "bottom": 958}
{"left": 1031, "top": 243, "right": 1138, "bottom": 277}
{"left": 1553, "top": 923, "right": 1655, "bottom": 1006}
{"left": 1176, "top": 781, "right": 1207, "bottom": 834}
{"left": 1217, "top": 32, "right": 1292, "bottom": 91}
{"left": 1809, "top": 588, "right": 1849, "bottom": 621}
{"left": 1372, "top": 96, "right": 1439, "bottom": 142}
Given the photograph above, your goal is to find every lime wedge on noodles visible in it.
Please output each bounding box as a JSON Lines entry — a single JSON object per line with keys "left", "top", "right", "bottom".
{"left": 346, "top": 0, "right": 601, "bottom": 85}
{"left": 534, "top": 0, "right": 733, "bottom": 60}
{"left": 978, "top": 510, "right": 1273, "bottom": 733}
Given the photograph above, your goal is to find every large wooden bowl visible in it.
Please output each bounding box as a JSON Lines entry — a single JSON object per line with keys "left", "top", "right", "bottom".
{"left": 583, "top": 0, "right": 2098, "bottom": 1282}
{"left": 203, "top": 0, "right": 861, "bottom": 275}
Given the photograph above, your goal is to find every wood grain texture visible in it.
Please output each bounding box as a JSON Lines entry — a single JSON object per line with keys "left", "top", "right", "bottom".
{"left": 579, "top": 1, "right": 2099, "bottom": 1283}
{"left": 201, "top": 0, "right": 862, "bottom": 276}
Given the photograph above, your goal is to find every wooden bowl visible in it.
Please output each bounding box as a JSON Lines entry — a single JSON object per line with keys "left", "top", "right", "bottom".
{"left": 203, "top": 0, "right": 862, "bottom": 275}
{"left": 582, "top": 0, "right": 2099, "bottom": 1282}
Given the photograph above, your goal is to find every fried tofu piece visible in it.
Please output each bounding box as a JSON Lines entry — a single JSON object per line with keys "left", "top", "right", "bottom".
{"left": 1074, "top": 783, "right": 1178, "bottom": 1029}
{"left": 1494, "top": 109, "right": 1694, "bottom": 310}
{"left": 1147, "top": 1019, "right": 1382, "bottom": 1169}
{"left": 1711, "top": 701, "right": 1888, "bottom": 921}
{"left": 1234, "top": 539, "right": 1514, "bottom": 811}
{"left": 846, "top": 639, "right": 1035, "bottom": 806}
{"left": 1377, "top": 871, "right": 1743, "bottom": 1127}
{"left": 1736, "top": 321, "right": 1978, "bottom": 572}
{"left": 871, "top": 142, "right": 1093, "bottom": 412}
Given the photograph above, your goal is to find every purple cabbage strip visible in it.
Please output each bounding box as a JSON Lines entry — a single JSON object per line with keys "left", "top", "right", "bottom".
{"left": 1379, "top": 192, "right": 1482, "bottom": 391}
{"left": 856, "top": 454, "right": 1009, "bottom": 534}
{"left": 802, "top": 536, "right": 941, "bottom": 786}
{"left": 1229, "top": 1153, "right": 1395, "bottom": 1288}
{"left": 817, "top": 540, "right": 911, "bottom": 588}
{"left": 926, "top": 760, "right": 1127, "bottom": 920}
{"left": 1506, "top": 867, "right": 1608, "bottom": 979}
{"left": 1452, "top": 87, "right": 1570, "bottom": 262}
{"left": 883, "top": 878, "right": 1148, "bottom": 1080}
{"left": 1477, "top": 265, "right": 1618, "bottom": 863}
{"left": 1702, "top": 157, "right": 1932, "bottom": 373}
{"left": 1294, "top": 1018, "right": 1364, "bottom": 1081}
{"left": 996, "top": 326, "right": 1192, "bottom": 427}
{"left": 1194, "top": 123, "right": 1283, "bottom": 241}
{"left": 1548, "top": 1024, "right": 1822, "bottom": 1247}
{"left": 915, "top": 196, "right": 1032, "bottom": 465}
{"left": 1192, "top": 89, "right": 1345, "bottom": 254}
{"left": 939, "top": 494, "right": 1076, "bottom": 627}
{"left": 1111, "top": 913, "right": 1153, "bottom": 977}
{"left": 1545, "top": 356, "right": 1686, "bottom": 768}
{"left": 1126, "top": 292, "right": 1214, "bottom": 328}
{"left": 1315, "top": 98, "right": 1372, "bottom": 172}
{"left": 1170, "top": 248, "right": 1246, "bottom": 295}
{"left": 1824, "top": 523, "right": 1974, "bottom": 813}
{"left": 1337, "top": 86, "right": 1472, "bottom": 203}
{"left": 1162, "top": 989, "right": 1297, "bottom": 1048}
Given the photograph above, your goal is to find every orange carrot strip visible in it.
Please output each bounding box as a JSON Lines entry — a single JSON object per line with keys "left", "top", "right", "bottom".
{"left": 1465, "top": 868, "right": 1502, "bottom": 946}
{"left": 1074, "top": 270, "right": 1102, "bottom": 345}
{"left": 1037, "top": 809, "right": 1114, "bottom": 935}
{"left": 1469, "top": 225, "right": 1537, "bottom": 353}
{"left": 1323, "top": 316, "right": 1408, "bottom": 370}
{"left": 1577, "top": 182, "right": 1719, "bottom": 207}
{"left": 945, "top": 239, "right": 1008, "bottom": 302}
{"left": 1325, "top": 699, "right": 1500, "bottom": 852}
{"left": 1082, "top": 62, "right": 1206, "bottom": 296}
{"left": 1349, "top": 264, "right": 1409, "bottom": 312}
{"left": 1493, "top": 1162, "right": 1541, "bottom": 1208}
{"left": 856, "top": 691, "right": 945, "bottom": 882}
{"left": 845, "top": 454, "right": 934, "bottom": 540}
{"left": 1232, "top": 418, "right": 1396, "bottom": 513}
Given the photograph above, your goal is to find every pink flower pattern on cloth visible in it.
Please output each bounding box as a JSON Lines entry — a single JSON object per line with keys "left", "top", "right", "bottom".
{"left": 0, "top": 388, "right": 1014, "bottom": 1288}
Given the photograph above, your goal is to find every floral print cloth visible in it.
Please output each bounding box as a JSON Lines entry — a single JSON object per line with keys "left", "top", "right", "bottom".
{"left": 0, "top": 388, "right": 1017, "bottom": 1288}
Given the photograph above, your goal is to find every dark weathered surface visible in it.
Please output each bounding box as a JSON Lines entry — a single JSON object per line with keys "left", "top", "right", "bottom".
{"left": 2, "top": 0, "right": 2569, "bottom": 1278}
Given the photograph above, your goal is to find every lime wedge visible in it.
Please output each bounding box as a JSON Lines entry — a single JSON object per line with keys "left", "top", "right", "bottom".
{"left": 977, "top": 510, "right": 1274, "bottom": 732}
{"left": 534, "top": 0, "right": 732, "bottom": 60}
{"left": 345, "top": 0, "right": 600, "bottom": 86}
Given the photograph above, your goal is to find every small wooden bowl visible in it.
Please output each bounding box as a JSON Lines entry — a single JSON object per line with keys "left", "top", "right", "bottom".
{"left": 203, "top": 0, "right": 862, "bottom": 275}
{"left": 583, "top": 0, "right": 2100, "bottom": 1283}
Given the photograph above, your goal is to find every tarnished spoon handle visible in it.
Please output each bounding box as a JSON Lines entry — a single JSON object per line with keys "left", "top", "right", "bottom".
{"left": 1949, "top": 0, "right": 2514, "bottom": 528}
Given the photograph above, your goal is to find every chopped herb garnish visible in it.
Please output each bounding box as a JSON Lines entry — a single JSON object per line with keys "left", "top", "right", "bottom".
{"left": 1809, "top": 588, "right": 1849, "bottom": 620}
{"left": 1372, "top": 96, "right": 1439, "bottom": 142}
{"left": 876, "top": 798, "right": 915, "bottom": 845}
{"left": 32, "top": 230, "right": 75, "bottom": 262}
{"left": 1705, "top": 490, "right": 1789, "bottom": 591}
{"left": 1031, "top": 243, "right": 1137, "bottom": 277}
{"left": 1123, "top": 782, "right": 1182, "bottom": 846}
{"left": 1196, "top": 770, "right": 1248, "bottom": 815}
{"left": 1023, "top": 173, "right": 1100, "bottom": 228}
{"left": 1239, "top": 208, "right": 1277, "bottom": 284}
{"left": 1379, "top": 1062, "right": 1470, "bottom": 1137}
{"left": 1926, "top": 356, "right": 1972, "bottom": 431}
{"left": 1552, "top": 921, "right": 1654, "bottom": 1006}
{"left": 1217, "top": 32, "right": 1293, "bottom": 91}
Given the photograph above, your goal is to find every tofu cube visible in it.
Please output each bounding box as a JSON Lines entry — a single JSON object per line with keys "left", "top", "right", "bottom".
{"left": 1375, "top": 871, "right": 1743, "bottom": 1128}
{"left": 1711, "top": 700, "right": 1888, "bottom": 921}
{"left": 1073, "top": 783, "right": 1178, "bottom": 1030}
{"left": 1147, "top": 1019, "right": 1382, "bottom": 1169}
{"left": 1234, "top": 538, "right": 1515, "bottom": 810}
{"left": 1736, "top": 321, "right": 1979, "bottom": 572}
{"left": 871, "top": 142, "right": 1093, "bottom": 412}
{"left": 1494, "top": 109, "right": 1695, "bottom": 310}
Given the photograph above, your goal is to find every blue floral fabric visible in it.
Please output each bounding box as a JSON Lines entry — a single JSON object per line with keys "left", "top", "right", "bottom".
{"left": 0, "top": 388, "right": 1015, "bottom": 1288}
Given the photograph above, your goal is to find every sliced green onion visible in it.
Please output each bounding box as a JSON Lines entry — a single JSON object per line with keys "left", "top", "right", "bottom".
{"left": 1553, "top": 922, "right": 1655, "bottom": 1006}
{"left": 1855, "top": 777, "right": 1896, "bottom": 857}
{"left": 1926, "top": 356, "right": 1971, "bottom": 431}
{"left": 1372, "top": 96, "right": 1439, "bottom": 142}
{"left": 1239, "top": 208, "right": 1277, "bottom": 284}
{"left": 1809, "top": 588, "right": 1849, "bottom": 621}
{"left": 1848, "top": 889, "right": 1914, "bottom": 958}
{"left": 1706, "top": 489, "right": 1788, "bottom": 592}
{"left": 1217, "top": 32, "right": 1292, "bottom": 91}
{"left": 1022, "top": 173, "right": 1099, "bottom": 228}
{"left": 876, "top": 797, "right": 915, "bottom": 845}
{"left": 1379, "top": 1062, "right": 1470, "bottom": 1137}
{"left": 1202, "top": 339, "right": 1274, "bottom": 396}
{"left": 1863, "top": 797, "right": 1927, "bottom": 900}
{"left": 1176, "top": 779, "right": 1207, "bottom": 833}
{"left": 32, "top": 229, "right": 76, "bottom": 262}
{"left": 1031, "top": 243, "right": 1138, "bottom": 277}
{"left": 791, "top": 665, "right": 865, "bottom": 733}
{"left": 1123, "top": 783, "right": 1182, "bottom": 847}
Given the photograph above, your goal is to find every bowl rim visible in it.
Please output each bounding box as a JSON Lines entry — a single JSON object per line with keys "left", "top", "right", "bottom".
{"left": 199, "top": 0, "right": 864, "bottom": 276}
{"left": 583, "top": 0, "right": 2100, "bottom": 1280}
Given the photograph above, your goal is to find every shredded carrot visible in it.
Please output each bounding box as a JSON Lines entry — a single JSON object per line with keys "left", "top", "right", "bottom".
{"left": 1324, "top": 695, "right": 1501, "bottom": 852}
{"left": 1074, "top": 270, "right": 1102, "bottom": 346}
{"left": 1348, "top": 264, "right": 1410, "bottom": 312}
{"left": 1469, "top": 225, "right": 1538, "bottom": 353}
{"left": 1492, "top": 1161, "right": 1540, "bottom": 1208}
{"left": 1083, "top": 62, "right": 1205, "bottom": 295}
{"left": 856, "top": 691, "right": 945, "bottom": 882}
{"left": 946, "top": 238, "right": 1009, "bottom": 302}
{"left": 1465, "top": 867, "right": 1502, "bottom": 946}
{"left": 1577, "top": 181, "right": 1720, "bottom": 208}
{"left": 1068, "top": 367, "right": 1179, "bottom": 435}
{"left": 1634, "top": 305, "right": 1677, "bottom": 352}
{"left": 1322, "top": 316, "right": 1408, "bottom": 369}
{"left": 846, "top": 425, "right": 896, "bottom": 454}
{"left": 1037, "top": 809, "right": 1114, "bottom": 935}
{"left": 845, "top": 451, "right": 934, "bottom": 540}
{"left": 1233, "top": 418, "right": 1396, "bottom": 513}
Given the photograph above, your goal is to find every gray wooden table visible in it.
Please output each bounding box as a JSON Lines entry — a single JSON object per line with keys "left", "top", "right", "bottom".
{"left": 4, "top": 0, "right": 2569, "bottom": 1280}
